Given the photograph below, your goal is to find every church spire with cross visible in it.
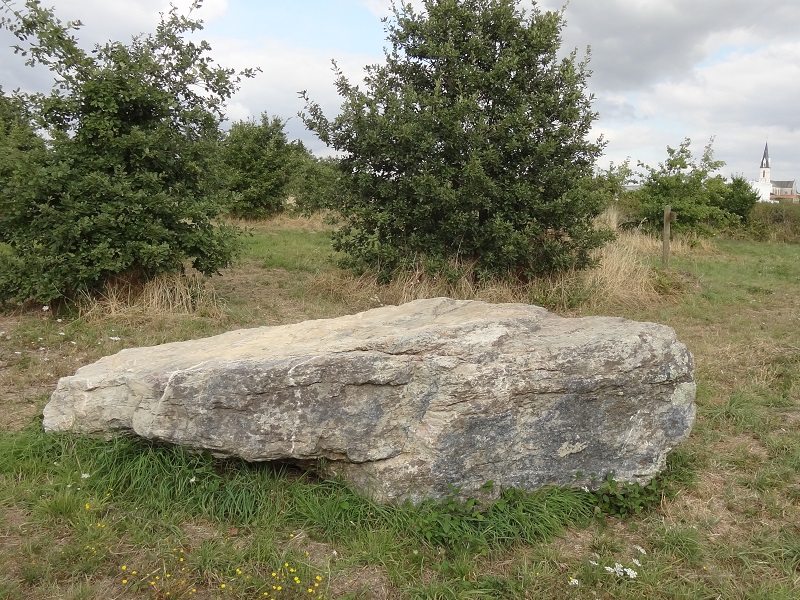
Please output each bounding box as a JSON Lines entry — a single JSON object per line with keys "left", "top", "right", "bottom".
{"left": 760, "top": 142, "right": 771, "bottom": 183}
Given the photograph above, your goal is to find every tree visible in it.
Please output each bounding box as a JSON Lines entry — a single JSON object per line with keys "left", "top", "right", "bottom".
{"left": 0, "top": 0, "right": 255, "bottom": 304}
{"left": 0, "top": 85, "right": 46, "bottom": 203}
{"left": 716, "top": 175, "right": 759, "bottom": 223}
{"left": 289, "top": 154, "right": 346, "bottom": 215}
{"left": 222, "top": 113, "right": 309, "bottom": 219}
{"left": 631, "top": 138, "right": 739, "bottom": 234}
{"left": 301, "top": 0, "right": 609, "bottom": 281}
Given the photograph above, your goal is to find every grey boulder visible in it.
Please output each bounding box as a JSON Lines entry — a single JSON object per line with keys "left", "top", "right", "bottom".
{"left": 43, "top": 298, "right": 696, "bottom": 503}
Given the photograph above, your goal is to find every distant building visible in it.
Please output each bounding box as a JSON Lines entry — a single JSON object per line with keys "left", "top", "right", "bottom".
{"left": 772, "top": 179, "right": 798, "bottom": 201}
{"left": 749, "top": 143, "right": 798, "bottom": 202}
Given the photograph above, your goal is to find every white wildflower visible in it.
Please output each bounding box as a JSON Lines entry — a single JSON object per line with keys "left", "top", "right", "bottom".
{"left": 568, "top": 577, "right": 579, "bottom": 586}
{"left": 59, "top": 332, "right": 65, "bottom": 336}
{"left": 42, "top": 305, "right": 49, "bottom": 311}
{"left": 109, "top": 336, "right": 121, "bottom": 341}
{"left": 605, "top": 563, "right": 624, "bottom": 577}
{"left": 624, "top": 568, "right": 638, "bottom": 579}
{"left": 189, "top": 476, "right": 196, "bottom": 484}
{"left": 56, "top": 318, "right": 63, "bottom": 323}
{"left": 81, "top": 473, "right": 90, "bottom": 479}
{"left": 632, "top": 558, "right": 641, "bottom": 567}
{"left": 634, "top": 545, "right": 647, "bottom": 555}
{"left": 589, "top": 560, "right": 598, "bottom": 566}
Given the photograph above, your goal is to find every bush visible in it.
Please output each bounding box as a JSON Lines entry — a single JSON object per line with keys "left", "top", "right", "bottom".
{"left": 301, "top": 0, "right": 611, "bottom": 281}
{"left": 0, "top": 0, "right": 255, "bottom": 304}
{"left": 630, "top": 139, "right": 760, "bottom": 235}
{"left": 222, "top": 113, "right": 309, "bottom": 219}
{"left": 746, "top": 202, "right": 800, "bottom": 243}
{"left": 631, "top": 138, "right": 733, "bottom": 234}
{"left": 717, "top": 175, "right": 760, "bottom": 223}
{"left": 291, "top": 155, "right": 345, "bottom": 215}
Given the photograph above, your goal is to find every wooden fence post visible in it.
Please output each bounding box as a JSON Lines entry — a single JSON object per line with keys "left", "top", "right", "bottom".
{"left": 662, "top": 205, "right": 676, "bottom": 269}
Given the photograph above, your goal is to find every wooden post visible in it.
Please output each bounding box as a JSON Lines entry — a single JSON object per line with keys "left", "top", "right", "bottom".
{"left": 662, "top": 205, "right": 675, "bottom": 269}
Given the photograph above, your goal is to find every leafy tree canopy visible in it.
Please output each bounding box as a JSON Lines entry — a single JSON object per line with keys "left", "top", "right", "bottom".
{"left": 0, "top": 0, "right": 256, "bottom": 304}
{"left": 222, "top": 113, "right": 312, "bottom": 219}
{"left": 631, "top": 138, "right": 758, "bottom": 233}
{"left": 301, "top": 0, "right": 611, "bottom": 281}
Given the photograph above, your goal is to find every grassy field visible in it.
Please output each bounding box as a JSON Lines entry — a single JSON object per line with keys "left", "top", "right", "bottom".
{"left": 0, "top": 214, "right": 798, "bottom": 599}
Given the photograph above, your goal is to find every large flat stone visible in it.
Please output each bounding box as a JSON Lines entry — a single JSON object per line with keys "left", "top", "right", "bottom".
{"left": 43, "top": 298, "right": 696, "bottom": 503}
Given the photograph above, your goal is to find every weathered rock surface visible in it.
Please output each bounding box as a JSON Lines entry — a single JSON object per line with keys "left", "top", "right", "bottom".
{"left": 44, "top": 298, "right": 696, "bottom": 503}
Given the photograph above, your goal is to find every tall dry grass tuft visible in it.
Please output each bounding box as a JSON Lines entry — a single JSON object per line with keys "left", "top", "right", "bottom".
{"left": 582, "top": 231, "right": 663, "bottom": 310}
{"left": 77, "top": 271, "right": 224, "bottom": 322}
{"left": 230, "top": 211, "right": 334, "bottom": 234}
{"left": 310, "top": 260, "right": 535, "bottom": 314}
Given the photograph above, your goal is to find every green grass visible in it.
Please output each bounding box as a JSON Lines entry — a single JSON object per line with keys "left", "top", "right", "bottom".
{"left": 0, "top": 427, "right": 595, "bottom": 598}
{"left": 1, "top": 217, "right": 800, "bottom": 598}
{"left": 243, "top": 227, "right": 339, "bottom": 273}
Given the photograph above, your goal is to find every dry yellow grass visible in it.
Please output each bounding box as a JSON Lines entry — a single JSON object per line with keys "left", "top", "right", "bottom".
{"left": 229, "top": 211, "right": 333, "bottom": 233}
{"left": 77, "top": 271, "right": 225, "bottom": 322}
{"left": 582, "top": 230, "right": 664, "bottom": 310}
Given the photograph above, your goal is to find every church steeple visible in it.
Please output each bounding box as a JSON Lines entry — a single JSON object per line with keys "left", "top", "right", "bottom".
{"left": 759, "top": 142, "right": 771, "bottom": 183}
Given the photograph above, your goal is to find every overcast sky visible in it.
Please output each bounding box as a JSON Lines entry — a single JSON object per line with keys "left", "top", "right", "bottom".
{"left": 2, "top": 0, "right": 799, "bottom": 181}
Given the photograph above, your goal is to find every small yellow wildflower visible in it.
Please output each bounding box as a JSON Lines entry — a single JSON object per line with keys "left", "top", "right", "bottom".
{"left": 122, "top": 579, "right": 127, "bottom": 584}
